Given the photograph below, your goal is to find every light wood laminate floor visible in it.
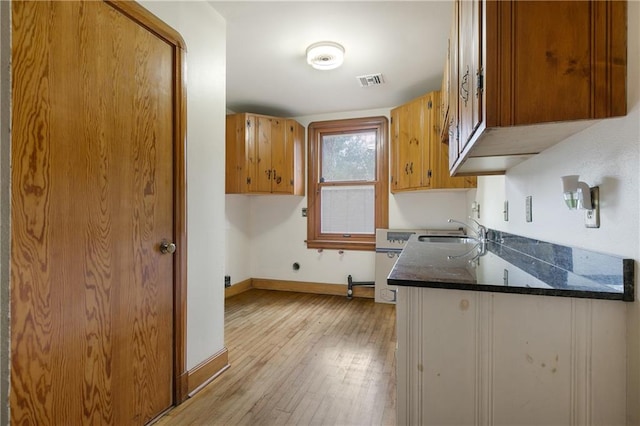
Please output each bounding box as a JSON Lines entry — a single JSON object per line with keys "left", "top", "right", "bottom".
{"left": 157, "top": 289, "right": 397, "bottom": 425}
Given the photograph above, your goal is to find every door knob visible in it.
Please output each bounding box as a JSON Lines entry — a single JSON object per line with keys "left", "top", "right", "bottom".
{"left": 159, "top": 239, "right": 176, "bottom": 254}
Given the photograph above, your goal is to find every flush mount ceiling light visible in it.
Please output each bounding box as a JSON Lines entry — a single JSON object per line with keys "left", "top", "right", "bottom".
{"left": 306, "top": 41, "right": 344, "bottom": 70}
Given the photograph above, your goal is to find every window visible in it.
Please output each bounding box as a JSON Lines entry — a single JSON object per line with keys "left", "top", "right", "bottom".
{"left": 307, "top": 116, "right": 389, "bottom": 251}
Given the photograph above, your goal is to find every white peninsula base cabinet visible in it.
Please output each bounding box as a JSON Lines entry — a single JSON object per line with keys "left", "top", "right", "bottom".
{"left": 397, "top": 286, "right": 627, "bottom": 425}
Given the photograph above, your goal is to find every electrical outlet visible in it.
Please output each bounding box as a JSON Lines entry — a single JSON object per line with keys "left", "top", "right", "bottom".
{"left": 471, "top": 201, "right": 480, "bottom": 219}
{"left": 302, "top": 208, "right": 307, "bottom": 217}
{"left": 525, "top": 196, "right": 533, "bottom": 222}
{"left": 224, "top": 275, "right": 231, "bottom": 288}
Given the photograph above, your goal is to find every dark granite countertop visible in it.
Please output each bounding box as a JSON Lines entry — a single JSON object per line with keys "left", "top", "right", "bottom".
{"left": 388, "top": 230, "right": 634, "bottom": 301}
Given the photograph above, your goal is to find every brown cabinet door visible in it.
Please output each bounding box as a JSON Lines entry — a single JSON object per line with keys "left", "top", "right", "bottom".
{"left": 448, "top": 0, "right": 460, "bottom": 171}
{"left": 396, "top": 99, "right": 424, "bottom": 190}
{"left": 268, "top": 118, "right": 287, "bottom": 194}
{"left": 395, "top": 103, "right": 418, "bottom": 190}
{"left": 410, "top": 97, "right": 427, "bottom": 189}
{"left": 390, "top": 108, "right": 401, "bottom": 192}
{"left": 457, "top": 0, "right": 483, "bottom": 153}
{"left": 486, "top": 0, "right": 627, "bottom": 126}
{"left": 278, "top": 120, "right": 305, "bottom": 195}
{"left": 253, "top": 116, "right": 275, "bottom": 193}
{"left": 421, "top": 94, "right": 434, "bottom": 188}
{"left": 440, "top": 38, "right": 451, "bottom": 143}
{"left": 11, "top": 1, "right": 180, "bottom": 424}
{"left": 225, "top": 114, "right": 251, "bottom": 193}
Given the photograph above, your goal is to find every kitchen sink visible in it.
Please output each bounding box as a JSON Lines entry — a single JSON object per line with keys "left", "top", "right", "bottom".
{"left": 417, "top": 235, "right": 478, "bottom": 244}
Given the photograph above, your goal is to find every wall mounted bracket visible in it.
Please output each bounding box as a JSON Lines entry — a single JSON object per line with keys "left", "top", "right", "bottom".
{"left": 584, "top": 186, "right": 600, "bottom": 228}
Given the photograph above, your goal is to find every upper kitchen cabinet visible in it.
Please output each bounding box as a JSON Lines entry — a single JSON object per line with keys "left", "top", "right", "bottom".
{"left": 226, "top": 113, "right": 305, "bottom": 195}
{"left": 391, "top": 94, "right": 425, "bottom": 191}
{"left": 447, "top": 0, "right": 627, "bottom": 175}
{"left": 391, "top": 91, "right": 476, "bottom": 193}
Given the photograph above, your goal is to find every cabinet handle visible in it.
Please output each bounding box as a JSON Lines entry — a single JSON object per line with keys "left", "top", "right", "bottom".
{"left": 404, "top": 163, "right": 409, "bottom": 175}
{"left": 409, "top": 162, "right": 413, "bottom": 174}
{"left": 265, "top": 169, "right": 271, "bottom": 179}
{"left": 460, "top": 65, "right": 470, "bottom": 106}
{"left": 272, "top": 169, "right": 277, "bottom": 183}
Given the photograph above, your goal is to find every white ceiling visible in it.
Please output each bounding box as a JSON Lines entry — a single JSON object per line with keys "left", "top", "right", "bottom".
{"left": 209, "top": 1, "right": 453, "bottom": 117}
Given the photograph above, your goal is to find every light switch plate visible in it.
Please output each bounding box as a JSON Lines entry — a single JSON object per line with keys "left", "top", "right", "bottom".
{"left": 525, "top": 196, "right": 533, "bottom": 222}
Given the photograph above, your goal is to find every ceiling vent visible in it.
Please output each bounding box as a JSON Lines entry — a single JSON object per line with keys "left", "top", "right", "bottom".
{"left": 356, "top": 73, "right": 385, "bottom": 87}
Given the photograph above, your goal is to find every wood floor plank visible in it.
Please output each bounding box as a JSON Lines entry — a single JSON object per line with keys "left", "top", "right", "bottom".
{"left": 156, "top": 289, "right": 396, "bottom": 425}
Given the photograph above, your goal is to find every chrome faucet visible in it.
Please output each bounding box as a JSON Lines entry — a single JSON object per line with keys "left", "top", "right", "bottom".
{"left": 448, "top": 217, "right": 487, "bottom": 242}
{"left": 447, "top": 217, "right": 488, "bottom": 265}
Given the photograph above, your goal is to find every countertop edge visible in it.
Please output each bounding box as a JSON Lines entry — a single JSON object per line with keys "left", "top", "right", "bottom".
{"left": 388, "top": 278, "right": 626, "bottom": 301}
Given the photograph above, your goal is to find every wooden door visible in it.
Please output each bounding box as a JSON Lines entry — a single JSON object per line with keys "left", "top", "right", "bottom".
{"left": 395, "top": 101, "right": 422, "bottom": 190}
{"left": 11, "top": 1, "right": 186, "bottom": 424}
{"left": 407, "top": 98, "right": 425, "bottom": 189}
{"left": 394, "top": 104, "right": 411, "bottom": 190}
{"left": 421, "top": 94, "right": 434, "bottom": 189}
{"left": 287, "top": 120, "right": 305, "bottom": 196}
{"left": 226, "top": 114, "right": 251, "bottom": 194}
{"left": 269, "top": 119, "right": 287, "bottom": 194}
{"left": 430, "top": 91, "right": 478, "bottom": 189}
{"left": 457, "top": 0, "right": 483, "bottom": 152}
{"left": 254, "top": 116, "right": 277, "bottom": 193}
{"left": 448, "top": 0, "right": 460, "bottom": 170}
{"left": 390, "top": 107, "right": 401, "bottom": 192}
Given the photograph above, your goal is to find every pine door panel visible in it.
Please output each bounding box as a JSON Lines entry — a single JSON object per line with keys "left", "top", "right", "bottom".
{"left": 11, "top": 1, "right": 175, "bottom": 424}
{"left": 268, "top": 118, "right": 286, "bottom": 193}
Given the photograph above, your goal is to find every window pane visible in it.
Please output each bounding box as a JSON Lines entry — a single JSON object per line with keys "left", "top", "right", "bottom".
{"left": 321, "top": 131, "right": 376, "bottom": 182}
{"left": 320, "top": 186, "right": 374, "bottom": 234}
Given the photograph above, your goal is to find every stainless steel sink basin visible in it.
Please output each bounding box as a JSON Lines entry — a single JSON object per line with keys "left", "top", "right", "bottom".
{"left": 417, "top": 235, "right": 478, "bottom": 244}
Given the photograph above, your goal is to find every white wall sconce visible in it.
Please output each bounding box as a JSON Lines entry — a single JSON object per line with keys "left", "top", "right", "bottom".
{"left": 561, "top": 175, "right": 600, "bottom": 228}
{"left": 306, "top": 41, "right": 344, "bottom": 70}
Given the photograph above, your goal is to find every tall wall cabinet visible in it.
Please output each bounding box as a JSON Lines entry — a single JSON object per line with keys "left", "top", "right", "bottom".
{"left": 226, "top": 113, "right": 305, "bottom": 195}
{"left": 391, "top": 91, "right": 476, "bottom": 193}
{"left": 444, "top": 0, "right": 627, "bottom": 175}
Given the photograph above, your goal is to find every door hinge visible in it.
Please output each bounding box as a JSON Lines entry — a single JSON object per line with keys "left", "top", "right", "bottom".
{"left": 427, "top": 170, "right": 433, "bottom": 178}
{"left": 477, "top": 68, "right": 484, "bottom": 95}
{"left": 246, "top": 119, "right": 251, "bottom": 128}
{"left": 427, "top": 100, "right": 433, "bottom": 109}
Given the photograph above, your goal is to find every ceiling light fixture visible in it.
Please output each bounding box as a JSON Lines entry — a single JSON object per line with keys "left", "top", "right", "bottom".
{"left": 306, "top": 41, "right": 344, "bottom": 70}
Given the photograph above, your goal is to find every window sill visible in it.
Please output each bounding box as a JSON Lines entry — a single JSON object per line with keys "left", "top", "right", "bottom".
{"left": 306, "top": 239, "right": 375, "bottom": 252}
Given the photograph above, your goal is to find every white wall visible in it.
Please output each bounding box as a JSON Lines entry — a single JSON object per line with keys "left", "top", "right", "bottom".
{"left": 225, "top": 107, "right": 470, "bottom": 286}
{"left": 472, "top": 2, "right": 640, "bottom": 422}
{"left": 140, "top": 1, "right": 227, "bottom": 370}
